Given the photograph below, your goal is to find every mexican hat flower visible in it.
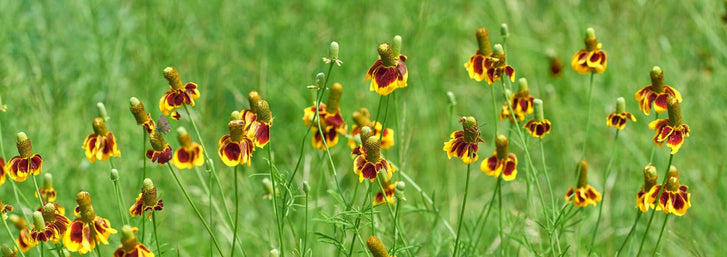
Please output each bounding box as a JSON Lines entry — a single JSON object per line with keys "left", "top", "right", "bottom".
{"left": 648, "top": 96, "right": 690, "bottom": 154}
{"left": 500, "top": 78, "right": 534, "bottom": 123}
{"left": 30, "top": 204, "right": 70, "bottom": 243}
{"left": 564, "top": 160, "right": 602, "bottom": 207}
{"left": 548, "top": 51, "right": 564, "bottom": 78}
{"left": 130, "top": 97, "right": 156, "bottom": 134}
{"left": 172, "top": 127, "right": 204, "bottom": 170}
{"left": 484, "top": 44, "right": 516, "bottom": 85}
{"left": 443, "top": 116, "right": 484, "bottom": 165}
{"left": 352, "top": 135, "right": 396, "bottom": 183}
{"left": 218, "top": 113, "right": 256, "bottom": 167}
{"left": 634, "top": 66, "right": 683, "bottom": 115}
{"left": 373, "top": 178, "right": 398, "bottom": 205}
{"left": 481, "top": 135, "right": 518, "bottom": 181}
{"left": 34, "top": 174, "right": 65, "bottom": 216}
{"left": 523, "top": 99, "right": 552, "bottom": 138}
{"left": 348, "top": 108, "right": 394, "bottom": 149}
{"left": 303, "top": 83, "right": 347, "bottom": 149}
{"left": 9, "top": 214, "right": 37, "bottom": 253}
{"left": 464, "top": 28, "right": 494, "bottom": 82}
{"left": 0, "top": 157, "right": 6, "bottom": 187}
{"left": 646, "top": 166, "right": 691, "bottom": 216}
{"left": 571, "top": 28, "right": 607, "bottom": 74}
{"left": 636, "top": 165, "right": 658, "bottom": 213}
{"left": 158, "top": 67, "right": 200, "bottom": 120}
{"left": 82, "top": 117, "right": 121, "bottom": 163}
{"left": 6, "top": 132, "right": 42, "bottom": 182}
{"left": 246, "top": 91, "right": 273, "bottom": 148}
{"left": 0, "top": 198, "right": 11, "bottom": 219}
{"left": 113, "top": 226, "right": 154, "bottom": 257}
{"left": 365, "top": 41, "right": 408, "bottom": 96}
{"left": 607, "top": 97, "right": 637, "bottom": 130}
{"left": 64, "top": 192, "right": 118, "bottom": 254}
{"left": 129, "top": 178, "right": 163, "bottom": 220}
{"left": 146, "top": 131, "right": 173, "bottom": 165}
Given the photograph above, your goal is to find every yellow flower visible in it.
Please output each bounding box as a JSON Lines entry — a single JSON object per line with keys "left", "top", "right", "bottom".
{"left": 564, "top": 161, "right": 602, "bottom": 207}
{"left": 570, "top": 28, "right": 607, "bottom": 74}
{"left": 443, "top": 117, "right": 484, "bottom": 165}
{"left": 82, "top": 117, "right": 121, "bottom": 163}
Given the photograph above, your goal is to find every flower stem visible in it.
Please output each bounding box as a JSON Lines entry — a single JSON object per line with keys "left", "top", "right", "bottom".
{"left": 31, "top": 175, "right": 44, "bottom": 207}
{"left": 347, "top": 182, "right": 372, "bottom": 257}
{"left": 471, "top": 178, "right": 500, "bottom": 254}
{"left": 399, "top": 171, "right": 456, "bottom": 237}
{"left": 452, "top": 163, "right": 472, "bottom": 257}
{"left": 374, "top": 173, "right": 413, "bottom": 257}
{"left": 268, "top": 144, "right": 286, "bottom": 257}
{"left": 636, "top": 153, "right": 674, "bottom": 256}
{"left": 231, "top": 165, "right": 239, "bottom": 257}
{"left": 652, "top": 214, "right": 670, "bottom": 256}
{"left": 491, "top": 81, "right": 500, "bottom": 139}
{"left": 165, "top": 163, "right": 224, "bottom": 256}
{"left": 2, "top": 216, "right": 27, "bottom": 257}
{"left": 142, "top": 127, "right": 148, "bottom": 186}
{"left": 588, "top": 130, "right": 620, "bottom": 254}
{"left": 303, "top": 188, "right": 309, "bottom": 254}
{"left": 539, "top": 138, "right": 556, "bottom": 219}
{"left": 648, "top": 113, "right": 660, "bottom": 163}
{"left": 497, "top": 175, "right": 505, "bottom": 256}
{"left": 112, "top": 177, "right": 129, "bottom": 225}
{"left": 152, "top": 211, "right": 162, "bottom": 257}
{"left": 615, "top": 211, "right": 642, "bottom": 256}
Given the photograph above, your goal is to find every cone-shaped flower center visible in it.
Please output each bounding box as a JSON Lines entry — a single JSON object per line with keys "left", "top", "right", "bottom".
{"left": 534, "top": 99, "right": 545, "bottom": 122}
{"left": 32, "top": 211, "right": 46, "bottom": 231}
{"left": 255, "top": 100, "right": 272, "bottom": 123}
{"left": 577, "top": 160, "right": 589, "bottom": 188}
{"left": 360, "top": 126, "right": 374, "bottom": 140}
{"left": 327, "top": 83, "right": 343, "bottom": 113}
{"left": 476, "top": 28, "right": 492, "bottom": 56}
{"left": 492, "top": 44, "right": 507, "bottom": 67}
{"left": 163, "top": 67, "right": 184, "bottom": 90}
{"left": 665, "top": 166, "right": 680, "bottom": 191}
{"left": 229, "top": 120, "right": 245, "bottom": 142}
{"left": 366, "top": 236, "right": 390, "bottom": 257}
{"left": 120, "top": 225, "right": 139, "bottom": 252}
{"left": 392, "top": 35, "right": 402, "bottom": 57}
{"left": 41, "top": 203, "right": 57, "bottom": 222}
{"left": 149, "top": 131, "right": 168, "bottom": 152}
{"left": 363, "top": 136, "right": 381, "bottom": 164}
{"left": 650, "top": 66, "right": 665, "bottom": 93}
{"left": 76, "top": 192, "right": 96, "bottom": 223}
{"left": 667, "top": 97, "right": 682, "bottom": 127}
{"left": 129, "top": 97, "right": 149, "bottom": 125}
{"left": 177, "top": 127, "right": 192, "bottom": 148}
{"left": 377, "top": 43, "right": 398, "bottom": 67}
{"left": 584, "top": 28, "right": 598, "bottom": 51}
{"left": 517, "top": 78, "right": 529, "bottom": 92}
{"left": 353, "top": 109, "right": 372, "bottom": 126}
{"left": 16, "top": 132, "right": 32, "bottom": 158}
{"left": 616, "top": 97, "right": 626, "bottom": 113}
{"left": 495, "top": 135, "right": 509, "bottom": 160}
{"left": 248, "top": 91, "right": 262, "bottom": 113}
{"left": 43, "top": 173, "right": 53, "bottom": 189}
{"left": 92, "top": 117, "right": 108, "bottom": 135}
{"left": 462, "top": 116, "right": 480, "bottom": 143}
{"left": 643, "top": 165, "right": 658, "bottom": 191}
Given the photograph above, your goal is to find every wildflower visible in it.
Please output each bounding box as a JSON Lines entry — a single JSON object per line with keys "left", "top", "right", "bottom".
{"left": 9, "top": 215, "right": 37, "bottom": 253}
{"left": 322, "top": 41, "right": 343, "bottom": 66}
{"left": 498, "top": 90, "right": 524, "bottom": 123}
{"left": 464, "top": 28, "right": 494, "bottom": 82}
{"left": 481, "top": 135, "right": 518, "bottom": 181}
{"left": 443, "top": 116, "right": 484, "bottom": 164}
{"left": 523, "top": 99, "right": 552, "bottom": 138}
{"left": 636, "top": 165, "right": 658, "bottom": 212}
{"left": 158, "top": 67, "right": 200, "bottom": 120}
{"left": 634, "top": 66, "right": 683, "bottom": 115}
{"left": 82, "top": 117, "right": 121, "bottom": 163}
{"left": 172, "top": 127, "right": 204, "bottom": 169}
{"left": 146, "top": 130, "right": 173, "bottom": 165}
{"left": 36, "top": 174, "right": 57, "bottom": 203}
{"left": 246, "top": 91, "right": 273, "bottom": 148}
{"left": 570, "top": 28, "right": 607, "bottom": 74}
{"left": 303, "top": 83, "right": 347, "bottom": 149}
{"left": 130, "top": 97, "right": 156, "bottom": 134}
{"left": 366, "top": 236, "right": 391, "bottom": 257}
{"left": 353, "top": 136, "right": 396, "bottom": 183}
{"left": 114, "top": 225, "right": 154, "bottom": 257}
{"left": 500, "top": 78, "right": 534, "bottom": 122}
{"left": 548, "top": 50, "right": 563, "bottom": 77}
{"left": 0, "top": 198, "right": 11, "bottom": 219}
{"left": 646, "top": 166, "right": 691, "bottom": 216}
{"left": 485, "top": 44, "right": 516, "bottom": 85}
{"left": 564, "top": 160, "right": 602, "bottom": 207}
{"left": 373, "top": 178, "right": 398, "bottom": 205}
{"left": 6, "top": 132, "right": 42, "bottom": 182}
{"left": 129, "top": 178, "right": 164, "bottom": 220}
{"left": 0, "top": 158, "right": 6, "bottom": 187}
{"left": 348, "top": 108, "right": 394, "bottom": 149}
{"left": 30, "top": 204, "right": 70, "bottom": 243}
{"left": 607, "top": 97, "right": 637, "bottom": 130}
{"left": 365, "top": 42, "right": 408, "bottom": 96}
{"left": 64, "top": 192, "right": 118, "bottom": 254}
{"left": 218, "top": 114, "right": 256, "bottom": 167}
{"left": 649, "top": 97, "right": 690, "bottom": 154}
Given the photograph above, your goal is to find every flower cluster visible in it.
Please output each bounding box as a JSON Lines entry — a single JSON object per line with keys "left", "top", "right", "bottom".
{"left": 645, "top": 166, "right": 691, "bottom": 216}
{"left": 648, "top": 97, "right": 690, "bottom": 154}
{"left": 348, "top": 108, "right": 394, "bottom": 149}
{"left": 218, "top": 91, "right": 273, "bottom": 166}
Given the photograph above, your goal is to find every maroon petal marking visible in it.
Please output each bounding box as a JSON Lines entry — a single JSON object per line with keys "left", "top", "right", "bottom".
{"left": 473, "top": 55, "right": 484, "bottom": 75}
{"left": 361, "top": 163, "right": 377, "bottom": 180}
{"left": 177, "top": 149, "right": 190, "bottom": 163}
{"left": 485, "top": 156, "right": 499, "bottom": 171}
{"left": 375, "top": 67, "right": 398, "bottom": 89}
{"left": 224, "top": 143, "right": 242, "bottom": 162}
{"left": 396, "top": 62, "right": 408, "bottom": 79}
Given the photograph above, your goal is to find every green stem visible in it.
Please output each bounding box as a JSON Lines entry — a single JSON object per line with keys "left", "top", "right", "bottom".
{"left": 636, "top": 154, "right": 674, "bottom": 256}
{"left": 399, "top": 171, "right": 456, "bottom": 237}
{"left": 303, "top": 189, "right": 309, "bottom": 255}
{"left": 142, "top": 127, "right": 147, "bottom": 184}
{"left": 313, "top": 79, "right": 348, "bottom": 211}
{"left": 347, "top": 183, "right": 371, "bottom": 257}
{"left": 615, "top": 211, "right": 642, "bottom": 256}
{"left": 268, "top": 144, "right": 286, "bottom": 257}
{"left": 574, "top": 72, "right": 596, "bottom": 194}
{"left": 491, "top": 82, "right": 499, "bottom": 140}
{"left": 648, "top": 113, "right": 660, "bottom": 164}
{"left": 165, "top": 163, "right": 224, "bottom": 256}
{"left": 31, "top": 175, "right": 44, "bottom": 207}
{"left": 497, "top": 175, "right": 505, "bottom": 257}
{"left": 539, "top": 138, "right": 556, "bottom": 219}
{"left": 2, "top": 216, "right": 27, "bottom": 257}
{"left": 112, "top": 179, "right": 128, "bottom": 225}
{"left": 369, "top": 181, "right": 374, "bottom": 235}
{"left": 452, "top": 163, "right": 472, "bottom": 257}
{"left": 392, "top": 196, "right": 401, "bottom": 253}
{"left": 374, "top": 174, "right": 413, "bottom": 257}
{"left": 471, "top": 178, "right": 500, "bottom": 254}
{"left": 588, "top": 130, "right": 620, "bottom": 254}
{"left": 231, "top": 165, "right": 239, "bottom": 257}
{"left": 40, "top": 241, "right": 44, "bottom": 257}
{"left": 652, "top": 214, "right": 670, "bottom": 256}
{"left": 152, "top": 211, "right": 162, "bottom": 257}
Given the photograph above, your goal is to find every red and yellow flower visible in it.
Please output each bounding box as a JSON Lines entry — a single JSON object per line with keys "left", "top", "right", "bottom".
{"left": 0, "top": 198, "right": 11, "bottom": 219}
{"left": 246, "top": 91, "right": 273, "bottom": 148}
{"left": 443, "top": 116, "right": 484, "bottom": 165}
{"left": 500, "top": 79, "right": 534, "bottom": 123}
{"left": 218, "top": 114, "right": 256, "bottom": 167}
{"left": 64, "top": 192, "right": 118, "bottom": 254}
{"left": 129, "top": 97, "right": 157, "bottom": 134}
{"left": 303, "top": 83, "right": 347, "bottom": 149}
{"left": 146, "top": 131, "right": 173, "bottom": 165}
{"left": 571, "top": 28, "right": 607, "bottom": 74}
{"left": 30, "top": 204, "right": 70, "bottom": 243}
{"left": 564, "top": 161, "right": 602, "bottom": 207}
{"left": 645, "top": 166, "right": 691, "bottom": 216}
{"left": 648, "top": 97, "right": 689, "bottom": 154}
{"left": 352, "top": 135, "right": 396, "bottom": 183}
{"left": 0, "top": 157, "right": 6, "bottom": 187}
{"left": 114, "top": 226, "right": 154, "bottom": 257}
{"left": 172, "top": 127, "right": 204, "bottom": 170}
{"left": 523, "top": 99, "right": 552, "bottom": 138}
{"left": 9, "top": 214, "right": 37, "bottom": 253}
{"left": 464, "top": 28, "right": 494, "bottom": 82}
{"left": 373, "top": 179, "right": 398, "bottom": 205}
{"left": 365, "top": 43, "right": 408, "bottom": 96}
{"left": 606, "top": 97, "right": 637, "bottom": 130}
{"left": 82, "top": 117, "right": 121, "bottom": 163}
{"left": 484, "top": 44, "right": 516, "bottom": 85}
{"left": 159, "top": 67, "right": 200, "bottom": 120}
{"left": 6, "top": 132, "right": 42, "bottom": 182}
{"left": 634, "top": 66, "right": 683, "bottom": 115}
{"left": 549, "top": 53, "right": 563, "bottom": 77}
{"left": 129, "top": 179, "right": 163, "bottom": 220}
{"left": 481, "top": 135, "right": 518, "bottom": 181}
{"left": 34, "top": 174, "right": 65, "bottom": 216}
{"left": 348, "top": 108, "right": 394, "bottom": 149}
{"left": 636, "top": 165, "right": 658, "bottom": 213}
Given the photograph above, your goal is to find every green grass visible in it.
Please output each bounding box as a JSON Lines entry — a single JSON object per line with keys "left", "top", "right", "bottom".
{"left": 1, "top": 0, "right": 725, "bottom": 256}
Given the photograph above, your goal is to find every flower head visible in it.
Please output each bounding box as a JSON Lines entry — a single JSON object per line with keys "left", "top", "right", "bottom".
{"left": 129, "top": 178, "right": 164, "bottom": 220}
{"left": 606, "top": 97, "right": 637, "bottom": 130}
{"left": 303, "top": 83, "right": 347, "bottom": 149}
{"left": 500, "top": 79, "right": 534, "bottom": 122}
{"left": 30, "top": 204, "right": 70, "bottom": 243}
{"left": 322, "top": 41, "right": 343, "bottom": 66}
{"left": 172, "top": 127, "right": 204, "bottom": 169}
{"left": 218, "top": 113, "right": 257, "bottom": 167}
{"left": 646, "top": 166, "right": 691, "bottom": 216}
{"left": 481, "top": 135, "right": 518, "bottom": 181}
{"left": 564, "top": 160, "right": 602, "bottom": 207}
{"left": 523, "top": 99, "right": 552, "bottom": 138}
{"left": 0, "top": 198, "right": 12, "bottom": 219}
{"left": 146, "top": 131, "right": 173, "bottom": 165}
{"left": 634, "top": 66, "right": 683, "bottom": 115}
{"left": 373, "top": 179, "right": 398, "bottom": 205}
{"left": 7, "top": 132, "right": 42, "bottom": 182}
{"left": 484, "top": 44, "right": 516, "bottom": 85}
{"left": 114, "top": 226, "right": 155, "bottom": 257}
{"left": 648, "top": 97, "right": 690, "bottom": 154}
{"left": 158, "top": 67, "right": 200, "bottom": 120}
{"left": 82, "top": 117, "right": 121, "bottom": 163}
{"left": 353, "top": 136, "right": 396, "bottom": 183}
{"left": 636, "top": 165, "right": 658, "bottom": 212}
{"left": 366, "top": 236, "right": 392, "bottom": 257}
{"left": 0, "top": 157, "right": 6, "bottom": 187}
{"left": 571, "top": 28, "right": 607, "bottom": 74}
{"left": 246, "top": 91, "right": 273, "bottom": 148}
{"left": 548, "top": 50, "right": 563, "bottom": 77}
{"left": 443, "top": 116, "right": 484, "bottom": 164}
{"left": 365, "top": 42, "right": 408, "bottom": 96}
{"left": 130, "top": 97, "right": 157, "bottom": 134}
{"left": 348, "top": 108, "right": 394, "bottom": 149}
{"left": 464, "top": 28, "right": 494, "bottom": 82}
{"left": 35, "top": 174, "right": 66, "bottom": 215}
{"left": 64, "top": 192, "right": 118, "bottom": 254}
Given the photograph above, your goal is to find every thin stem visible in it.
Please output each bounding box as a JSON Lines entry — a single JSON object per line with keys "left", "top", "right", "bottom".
{"left": 268, "top": 144, "right": 286, "bottom": 257}
{"left": 399, "top": 171, "right": 456, "bottom": 237}
{"left": 313, "top": 80, "right": 348, "bottom": 210}
{"left": 374, "top": 174, "right": 413, "bottom": 257}
{"left": 392, "top": 197, "right": 401, "bottom": 253}
{"left": 165, "top": 163, "right": 224, "bottom": 256}
{"left": 303, "top": 189, "right": 309, "bottom": 255}
{"left": 142, "top": 127, "right": 148, "bottom": 186}
{"left": 652, "top": 214, "right": 670, "bottom": 256}
{"left": 152, "top": 211, "right": 162, "bottom": 257}
{"left": 231, "top": 165, "right": 239, "bottom": 257}
{"left": 471, "top": 178, "right": 500, "bottom": 254}
{"left": 2, "top": 217, "right": 27, "bottom": 257}
{"left": 452, "top": 163, "right": 472, "bottom": 257}
{"left": 347, "top": 183, "right": 371, "bottom": 257}
{"left": 648, "top": 113, "right": 660, "bottom": 164}
{"left": 636, "top": 154, "right": 674, "bottom": 256}
{"left": 615, "top": 211, "right": 642, "bottom": 256}
{"left": 574, "top": 72, "right": 596, "bottom": 194}
{"left": 588, "top": 130, "right": 620, "bottom": 254}
{"left": 40, "top": 241, "right": 44, "bottom": 257}
{"left": 31, "top": 175, "right": 44, "bottom": 207}
{"left": 369, "top": 181, "right": 374, "bottom": 234}
{"left": 112, "top": 179, "right": 128, "bottom": 225}
{"left": 539, "top": 138, "right": 556, "bottom": 219}
{"left": 491, "top": 81, "right": 499, "bottom": 139}
{"left": 497, "top": 175, "right": 504, "bottom": 257}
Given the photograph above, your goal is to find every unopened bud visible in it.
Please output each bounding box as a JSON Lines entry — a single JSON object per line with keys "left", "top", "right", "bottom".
{"left": 446, "top": 91, "right": 457, "bottom": 106}
{"left": 262, "top": 178, "right": 274, "bottom": 196}
{"left": 97, "top": 102, "right": 109, "bottom": 121}
{"left": 392, "top": 35, "right": 402, "bottom": 57}
{"left": 302, "top": 181, "right": 311, "bottom": 194}
{"left": 315, "top": 73, "right": 326, "bottom": 89}
{"left": 329, "top": 41, "right": 340, "bottom": 60}
{"left": 500, "top": 24, "right": 509, "bottom": 38}
{"left": 270, "top": 249, "right": 280, "bottom": 257}
{"left": 110, "top": 169, "right": 119, "bottom": 181}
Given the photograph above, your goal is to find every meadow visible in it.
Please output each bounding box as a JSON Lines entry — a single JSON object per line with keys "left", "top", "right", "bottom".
{"left": 0, "top": 0, "right": 725, "bottom": 256}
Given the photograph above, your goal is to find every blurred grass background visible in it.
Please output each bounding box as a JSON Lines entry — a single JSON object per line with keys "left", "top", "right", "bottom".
{"left": 1, "top": 0, "right": 725, "bottom": 256}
